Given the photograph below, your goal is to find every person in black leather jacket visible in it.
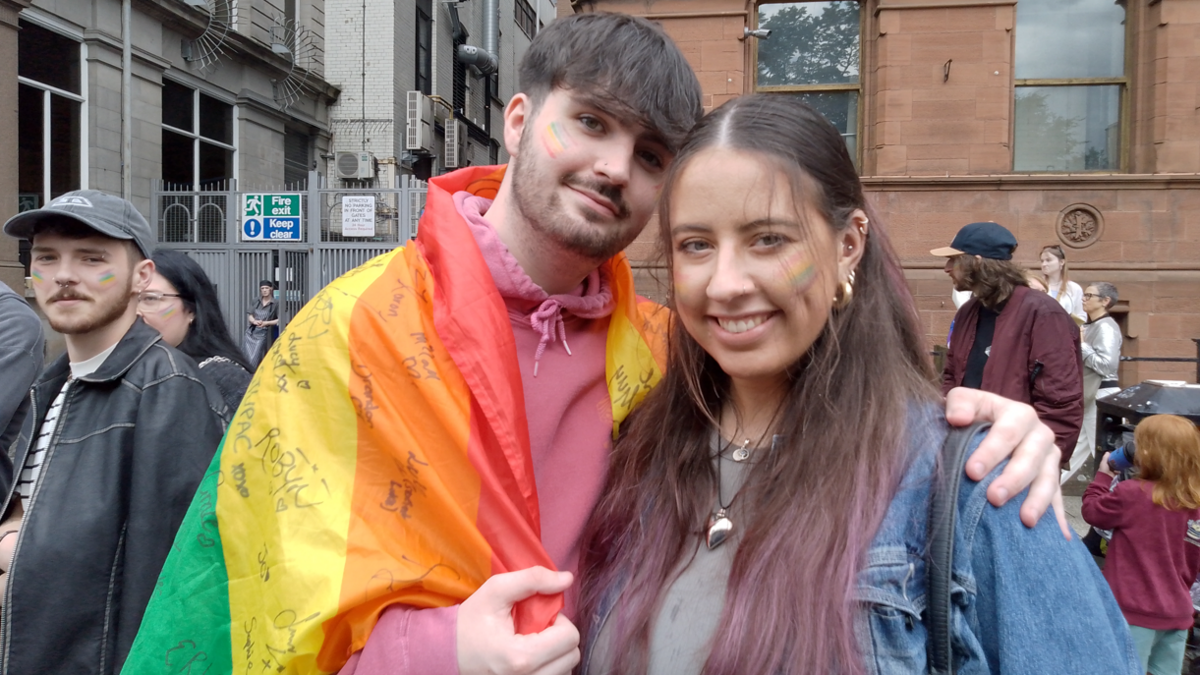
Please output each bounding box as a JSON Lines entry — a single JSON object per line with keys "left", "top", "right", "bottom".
{"left": 0, "top": 191, "right": 226, "bottom": 675}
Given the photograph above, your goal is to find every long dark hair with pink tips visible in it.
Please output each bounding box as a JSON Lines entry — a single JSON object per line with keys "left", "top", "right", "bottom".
{"left": 577, "top": 94, "right": 940, "bottom": 674}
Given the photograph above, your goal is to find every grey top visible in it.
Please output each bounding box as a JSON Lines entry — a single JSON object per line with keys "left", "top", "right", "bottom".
{"left": 0, "top": 282, "right": 44, "bottom": 456}
{"left": 588, "top": 434, "right": 765, "bottom": 675}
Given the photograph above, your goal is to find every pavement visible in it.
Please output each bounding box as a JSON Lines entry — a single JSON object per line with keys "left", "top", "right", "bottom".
{"left": 1063, "top": 494, "right": 1090, "bottom": 539}
{"left": 1061, "top": 467, "right": 1098, "bottom": 538}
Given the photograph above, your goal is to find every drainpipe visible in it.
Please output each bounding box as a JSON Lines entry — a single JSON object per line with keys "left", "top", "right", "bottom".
{"left": 483, "top": 0, "right": 497, "bottom": 64}
{"left": 453, "top": 0, "right": 497, "bottom": 75}
{"left": 121, "top": 0, "right": 132, "bottom": 200}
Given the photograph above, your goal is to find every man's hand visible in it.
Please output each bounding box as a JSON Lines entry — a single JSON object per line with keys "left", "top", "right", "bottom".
{"left": 945, "top": 388, "right": 1071, "bottom": 540}
{"left": 457, "top": 567, "right": 580, "bottom": 675}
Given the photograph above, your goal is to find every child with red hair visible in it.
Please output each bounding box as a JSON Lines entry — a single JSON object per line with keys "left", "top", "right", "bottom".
{"left": 1083, "top": 414, "right": 1200, "bottom": 675}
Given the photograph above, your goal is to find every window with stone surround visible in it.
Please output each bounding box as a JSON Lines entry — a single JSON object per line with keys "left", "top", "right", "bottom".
{"left": 161, "top": 79, "right": 235, "bottom": 191}
{"left": 754, "top": 1, "right": 861, "bottom": 164}
{"left": 1013, "top": 0, "right": 1126, "bottom": 172}
{"left": 18, "top": 19, "right": 83, "bottom": 210}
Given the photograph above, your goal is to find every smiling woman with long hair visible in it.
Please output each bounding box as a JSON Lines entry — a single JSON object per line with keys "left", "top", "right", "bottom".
{"left": 575, "top": 95, "right": 1138, "bottom": 675}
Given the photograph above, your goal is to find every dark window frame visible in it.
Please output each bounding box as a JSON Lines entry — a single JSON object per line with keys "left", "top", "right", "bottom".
{"left": 416, "top": 0, "right": 432, "bottom": 95}
{"left": 1011, "top": 0, "right": 1130, "bottom": 173}
{"left": 17, "top": 19, "right": 83, "bottom": 207}
{"left": 515, "top": 0, "right": 537, "bottom": 39}
{"left": 160, "top": 79, "right": 236, "bottom": 190}
{"left": 752, "top": 1, "right": 864, "bottom": 167}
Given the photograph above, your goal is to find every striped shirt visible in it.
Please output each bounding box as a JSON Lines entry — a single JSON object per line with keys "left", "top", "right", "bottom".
{"left": 17, "top": 342, "right": 119, "bottom": 505}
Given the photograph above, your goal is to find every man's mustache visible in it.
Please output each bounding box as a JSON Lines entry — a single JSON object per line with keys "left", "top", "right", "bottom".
{"left": 564, "top": 175, "right": 630, "bottom": 219}
{"left": 49, "top": 290, "right": 90, "bottom": 303}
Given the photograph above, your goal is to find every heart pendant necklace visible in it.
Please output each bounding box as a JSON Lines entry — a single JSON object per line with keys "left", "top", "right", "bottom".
{"left": 707, "top": 508, "right": 733, "bottom": 549}
{"left": 707, "top": 438, "right": 752, "bottom": 550}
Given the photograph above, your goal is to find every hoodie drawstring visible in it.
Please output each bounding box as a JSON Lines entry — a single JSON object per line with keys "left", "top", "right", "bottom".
{"left": 531, "top": 299, "right": 573, "bottom": 376}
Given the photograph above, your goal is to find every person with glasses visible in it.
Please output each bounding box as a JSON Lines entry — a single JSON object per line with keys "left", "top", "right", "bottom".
{"left": 138, "top": 249, "right": 253, "bottom": 412}
{"left": 1065, "top": 282, "right": 1123, "bottom": 483}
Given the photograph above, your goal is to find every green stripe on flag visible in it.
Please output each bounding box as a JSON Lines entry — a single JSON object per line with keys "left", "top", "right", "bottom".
{"left": 125, "top": 446, "right": 233, "bottom": 674}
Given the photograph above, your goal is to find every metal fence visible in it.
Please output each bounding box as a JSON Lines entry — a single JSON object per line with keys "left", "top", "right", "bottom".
{"left": 150, "top": 172, "right": 427, "bottom": 339}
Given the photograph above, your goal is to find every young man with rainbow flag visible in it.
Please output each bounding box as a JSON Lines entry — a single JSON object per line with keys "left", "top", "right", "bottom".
{"left": 126, "top": 13, "right": 1070, "bottom": 675}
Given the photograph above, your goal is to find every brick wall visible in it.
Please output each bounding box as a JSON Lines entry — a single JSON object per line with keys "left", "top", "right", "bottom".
{"left": 582, "top": 0, "right": 1200, "bottom": 383}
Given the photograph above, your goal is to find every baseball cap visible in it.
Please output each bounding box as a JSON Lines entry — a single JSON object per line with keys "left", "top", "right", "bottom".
{"left": 2, "top": 190, "right": 155, "bottom": 258}
{"left": 930, "top": 221, "right": 1017, "bottom": 261}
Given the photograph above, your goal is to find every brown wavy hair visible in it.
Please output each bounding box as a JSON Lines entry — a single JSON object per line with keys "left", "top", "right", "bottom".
{"left": 1134, "top": 415, "right": 1200, "bottom": 510}
{"left": 951, "top": 255, "right": 1029, "bottom": 309}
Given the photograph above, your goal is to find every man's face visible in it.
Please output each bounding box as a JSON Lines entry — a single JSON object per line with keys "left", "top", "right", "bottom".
{"left": 507, "top": 88, "right": 671, "bottom": 262}
{"left": 30, "top": 232, "right": 140, "bottom": 335}
{"left": 944, "top": 255, "right": 972, "bottom": 292}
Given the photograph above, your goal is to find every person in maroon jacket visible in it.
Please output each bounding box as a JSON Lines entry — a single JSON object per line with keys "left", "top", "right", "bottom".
{"left": 1082, "top": 415, "right": 1200, "bottom": 675}
{"left": 934, "top": 222, "right": 1084, "bottom": 465}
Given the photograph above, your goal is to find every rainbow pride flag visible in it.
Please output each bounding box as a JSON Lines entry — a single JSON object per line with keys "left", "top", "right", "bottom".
{"left": 124, "top": 166, "right": 666, "bottom": 674}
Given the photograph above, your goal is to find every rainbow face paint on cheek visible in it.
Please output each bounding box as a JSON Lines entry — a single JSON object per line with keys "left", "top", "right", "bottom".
{"left": 98, "top": 271, "right": 116, "bottom": 285}
{"left": 781, "top": 250, "right": 817, "bottom": 291}
{"left": 159, "top": 306, "right": 176, "bottom": 319}
{"left": 543, "top": 122, "right": 570, "bottom": 158}
{"left": 31, "top": 270, "right": 44, "bottom": 284}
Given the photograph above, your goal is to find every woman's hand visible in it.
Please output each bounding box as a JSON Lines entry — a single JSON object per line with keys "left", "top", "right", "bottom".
{"left": 944, "top": 388, "right": 1071, "bottom": 540}
{"left": 1096, "top": 452, "right": 1114, "bottom": 478}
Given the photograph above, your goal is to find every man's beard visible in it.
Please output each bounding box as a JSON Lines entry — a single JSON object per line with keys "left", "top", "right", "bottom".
{"left": 46, "top": 279, "right": 133, "bottom": 335}
{"left": 510, "top": 128, "right": 639, "bottom": 262}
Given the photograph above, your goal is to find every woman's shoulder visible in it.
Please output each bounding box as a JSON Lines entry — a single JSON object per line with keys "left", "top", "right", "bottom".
{"left": 198, "top": 355, "right": 253, "bottom": 384}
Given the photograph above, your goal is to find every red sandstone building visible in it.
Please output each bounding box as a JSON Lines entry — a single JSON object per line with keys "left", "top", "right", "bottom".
{"left": 567, "top": 0, "right": 1200, "bottom": 384}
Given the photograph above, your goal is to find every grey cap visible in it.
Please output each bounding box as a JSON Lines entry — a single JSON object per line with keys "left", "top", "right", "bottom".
{"left": 3, "top": 190, "right": 155, "bottom": 257}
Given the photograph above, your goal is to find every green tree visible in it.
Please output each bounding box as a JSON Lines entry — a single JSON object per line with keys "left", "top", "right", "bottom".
{"left": 1013, "top": 90, "right": 1084, "bottom": 171}
{"left": 757, "top": 2, "right": 860, "bottom": 87}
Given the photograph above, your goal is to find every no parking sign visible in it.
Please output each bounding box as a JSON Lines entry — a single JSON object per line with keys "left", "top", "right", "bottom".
{"left": 242, "top": 193, "right": 303, "bottom": 241}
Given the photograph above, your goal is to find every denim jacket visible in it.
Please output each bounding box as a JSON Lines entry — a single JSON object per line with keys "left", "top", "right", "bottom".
{"left": 582, "top": 404, "right": 1140, "bottom": 674}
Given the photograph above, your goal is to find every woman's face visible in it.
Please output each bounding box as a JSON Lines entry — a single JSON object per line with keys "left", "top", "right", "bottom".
{"left": 1082, "top": 285, "right": 1104, "bottom": 315}
{"left": 138, "top": 272, "right": 193, "bottom": 347}
{"left": 668, "top": 148, "right": 856, "bottom": 394}
{"left": 1040, "top": 250, "right": 1063, "bottom": 277}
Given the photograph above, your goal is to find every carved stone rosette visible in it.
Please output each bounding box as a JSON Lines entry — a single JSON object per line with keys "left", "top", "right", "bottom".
{"left": 1056, "top": 203, "right": 1103, "bottom": 249}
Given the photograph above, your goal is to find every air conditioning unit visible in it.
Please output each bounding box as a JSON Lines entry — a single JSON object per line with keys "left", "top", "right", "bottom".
{"left": 445, "top": 119, "right": 466, "bottom": 169}
{"left": 335, "top": 151, "right": 375, "bottom": 180}
{"left": 405, "top": 91, "right": 438, "bottom": 155}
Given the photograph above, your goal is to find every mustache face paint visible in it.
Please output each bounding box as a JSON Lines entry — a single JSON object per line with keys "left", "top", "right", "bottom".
{"left": 543, "top": 122, "right": 571, "bottom": 158}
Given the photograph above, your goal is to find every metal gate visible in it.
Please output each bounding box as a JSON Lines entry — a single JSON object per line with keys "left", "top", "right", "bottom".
{"left": 150, "top": 172, "right": 427, "bottom": 339}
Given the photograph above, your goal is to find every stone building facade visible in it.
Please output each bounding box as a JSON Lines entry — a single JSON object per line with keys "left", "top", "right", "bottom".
{"left": 0, "top": 0, "right": 339, "bottom": 294}
{"left": 572, "top": 0, "right": 1200, "bottom": 384}
{"left": 323, "top": 0, "right": 556, "bottom": 186}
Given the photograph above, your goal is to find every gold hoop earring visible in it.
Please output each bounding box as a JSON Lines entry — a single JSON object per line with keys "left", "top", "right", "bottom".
{"left": 833, "top": 270, "right": 856, "bottom": 310}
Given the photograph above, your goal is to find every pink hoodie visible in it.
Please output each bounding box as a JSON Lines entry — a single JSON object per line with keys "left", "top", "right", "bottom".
{"left": 340, "top": 194, "right": 617, "bottom": 674}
